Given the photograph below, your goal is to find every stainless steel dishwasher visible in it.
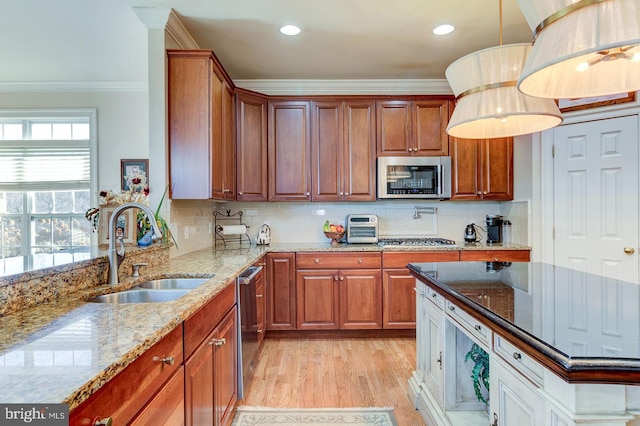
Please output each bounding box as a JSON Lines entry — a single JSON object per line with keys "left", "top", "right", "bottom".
{"left": 237, "top": 265, "right": 263, "bottom": 398}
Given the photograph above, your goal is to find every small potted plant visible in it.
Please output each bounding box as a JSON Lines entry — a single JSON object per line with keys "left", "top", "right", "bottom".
{"left": 465, "top": 343, "right": 490, "bottom": 406}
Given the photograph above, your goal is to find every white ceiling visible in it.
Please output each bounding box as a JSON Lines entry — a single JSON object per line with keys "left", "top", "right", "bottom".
{"left": 1, "top": 0, "right": 534, "bottom": 85}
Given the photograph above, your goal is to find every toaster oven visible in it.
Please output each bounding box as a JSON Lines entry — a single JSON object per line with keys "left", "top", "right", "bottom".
{"left": 346, "top": 214, "right": 378, "bottom": 244}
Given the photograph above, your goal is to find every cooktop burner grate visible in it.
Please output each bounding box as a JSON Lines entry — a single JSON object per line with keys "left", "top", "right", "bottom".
{"left": 378, "top": 237, "right": 457, "bottom": 246}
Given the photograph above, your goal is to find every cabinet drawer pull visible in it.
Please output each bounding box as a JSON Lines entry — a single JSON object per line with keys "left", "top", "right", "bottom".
{"left": 94, "top": 418, "right": 113, "bottom": 426}
{"left": 449, "top": 305, "right": 455, "bottom": 312}
{"left": 258, "top": 329, "right": 263, "bottom": 334}
{"left": 357, "top": 259, "right": 363, "bottom": 263}
{"left": 339, "top": 276, "right": 344, "bottom": 281}
{"left": 513, "top": 352, "right": 522, "bottom": 360}
{"left": 256, "top": 294, "right": 263, "bottom": 298}
{"left": 413, "top": 287, "right": 425, "bottom": 296}
{"left": 210, "top": 338, "right": 226, "bottom": 347}
{"left": 437, "top": 351, "right": 443, "bottom": 369}
{"left": 492, "top": 413, "right": 498, "bottom": 426}
{"left": 238, "top": 191, "right": 244, "bottom": 195}
{"left": 474, "top": 325, "right": 482, "bottom": 332}
{"left": 153, "top": 355, "right": 175, "bottom": 366}
{"left": 314, "top": 258, "right": 320, "bottom": 263}
{"left": 432, "top": 292, "right": 437, "bottom": 298}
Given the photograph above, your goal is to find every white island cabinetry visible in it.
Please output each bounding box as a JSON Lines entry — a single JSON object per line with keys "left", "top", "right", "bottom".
{"left": 410, "top": 277, "right": 637, "bottom": 426}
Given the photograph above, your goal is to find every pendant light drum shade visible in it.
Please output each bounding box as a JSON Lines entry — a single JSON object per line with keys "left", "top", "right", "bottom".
{"left": 445, "top": 43, "right": 563, "bottom": 139}
{"left": 518, "top": 0, "right": 640, "bottom": 99}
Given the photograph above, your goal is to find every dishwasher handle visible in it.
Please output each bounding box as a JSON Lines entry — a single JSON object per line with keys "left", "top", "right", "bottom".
{"left": 238, "top": 265, "right": 263, "bottom": 285}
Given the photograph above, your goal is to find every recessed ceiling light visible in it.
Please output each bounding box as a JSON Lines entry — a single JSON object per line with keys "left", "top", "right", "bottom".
{"left": 280, "top": 25, "right": 301, "bottom": 36}
{"left": 433, "top": 24, "right": 455, "bottom": 36}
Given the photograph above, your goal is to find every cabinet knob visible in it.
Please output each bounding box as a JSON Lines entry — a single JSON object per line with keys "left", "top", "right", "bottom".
{"left": 95, "top": 418, "right": 113, "bottom": 426}
{"left": 340, "top": 192, "right": 344, "bottom": 196}
{"left": 477, "top": 191, "right": 482, "bottom": 195}
{"left": 153, "top": 355, "right": 175, "bottom": 365}
{"left": 306, "top": 192, "right": 310, "bottom": 196}
{"left": 314, "top": 258, "right": 320, "bottom": 263}
{"left": 493, "top": 257, "right": 499, "bottom": 261}
{"left": 432, "top": 292, "right": 437, "bottom": 298}
{"left": 334, "top": 275, "right": 338, "bottom": 281}
{"left": 474, "top": 325, "right": 482, "bottom": 332}
{"left": 408, "top": 148, "right": 413, "bottom": 152}
{"left": 448, "top": 305, "right": 455, "bottom": 312}
{"left": 238, "top": 191, "right": 244, "bottom": 195}
{"left": 483, "top": 191, "right": 488, "bottom": 195}
{"left": 513, "top": 352, "right": 522, "bottom": 360}
{"left": 344, "top": 192, "right": 349, "bottom": 196}
{"left": 624, "top": 247, "right": 635, "bottom": 255}
{"left": 258, "top": 329, "right": 263, "bottom": 334}
{"left": 357, "top": 259, "right": 363, "bottom": 263}
{"left": 210, "top": 338, "right": 226, "bottom": 347}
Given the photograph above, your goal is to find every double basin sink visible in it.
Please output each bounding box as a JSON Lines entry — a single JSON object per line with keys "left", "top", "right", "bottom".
{"left": 88, "top": 277, "right": 212, "bottom": 304}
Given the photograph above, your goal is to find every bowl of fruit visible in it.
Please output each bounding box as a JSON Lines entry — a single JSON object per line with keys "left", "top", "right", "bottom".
{"left": 323, "top": 221, "right": 345, "bottom": 246}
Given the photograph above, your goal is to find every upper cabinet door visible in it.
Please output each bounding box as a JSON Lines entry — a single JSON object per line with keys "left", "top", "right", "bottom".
{"left": 343, "top": 101, "right": 376, "bottom": 201}
{"left": 311, "top": 100, "right": 376, "bottom": 202}
{"left": 480, "top": 137, "right": 513, "bottom": 200}
{"left": 167, "top": 50, "right": 235, "bottom": 201}
{"left": 167, "top": 51, "right": 213, "bottom": 199}
{"left": 311, "top": 101, "right": 343, "bottom": 202}
{"left": 268, "top": 100, "right": 312, "bottom": 201}
{"left": 449, "top": 137, "right": 514, "bottom": 201}
{"left": 376, "top": 101, "right": 413, "bottom": 156}
{"left": 413, "top": 100, "right": 451, "bottom": 156}
{"left": 236, "top": 90, "right": 268, "bottom": 201}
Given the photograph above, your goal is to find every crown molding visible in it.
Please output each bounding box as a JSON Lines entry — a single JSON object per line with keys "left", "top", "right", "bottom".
{"left": 234, "top": 79, "right": 453, "bottom": 96}
{"left": 132, "top": 7, "right": 198, "bottom": 49}
{"left": 0, "top": 81, "right": 147, "bottom": 93}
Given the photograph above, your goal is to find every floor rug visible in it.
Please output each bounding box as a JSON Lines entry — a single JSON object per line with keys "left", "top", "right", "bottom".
{"left": 232, "top": 406, "right": 399, "bottom": 426}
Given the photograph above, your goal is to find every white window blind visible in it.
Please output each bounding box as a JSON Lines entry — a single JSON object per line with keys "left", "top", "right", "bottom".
{"left": 0, "top": 140, "right": 90, "bottom": 191}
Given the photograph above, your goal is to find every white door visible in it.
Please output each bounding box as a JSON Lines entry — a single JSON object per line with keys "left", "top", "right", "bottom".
{"left": 553, "top": 115, "right": 639, "bottom": 282}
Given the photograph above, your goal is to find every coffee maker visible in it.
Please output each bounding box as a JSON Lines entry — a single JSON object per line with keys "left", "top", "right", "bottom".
{"left": 485, "top": 214, "right": 504, "bottom": 244}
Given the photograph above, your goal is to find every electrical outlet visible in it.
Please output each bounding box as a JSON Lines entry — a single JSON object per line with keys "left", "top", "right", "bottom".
{"left": 184, "top": 226, "right": 189, "bottom": 240}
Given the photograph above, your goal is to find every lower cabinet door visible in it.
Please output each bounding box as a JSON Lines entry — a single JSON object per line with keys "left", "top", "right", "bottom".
{"left": 382, "top": 268, "right": 417, "bottom": 329}
{"left": 296, "top": 269, "right": 340, "bottom": 329}
{"left": 185, "top": 338, "right": 214, "bottom": 426}
{"left": 214, "top": 307, "right": 238, "bottom": 426}
{"left": 490, "top": 357, "right": 544, "bottom": 426}
{"left": 130, "top": 367, "right": 185, "bottom": 426}
{"left": 339, "top": 269, "right": 382, "bottom": 329}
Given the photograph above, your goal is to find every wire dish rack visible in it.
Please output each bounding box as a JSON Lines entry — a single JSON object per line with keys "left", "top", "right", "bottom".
{"left": 213, "top": 210, "right": 251, "bottom": 247}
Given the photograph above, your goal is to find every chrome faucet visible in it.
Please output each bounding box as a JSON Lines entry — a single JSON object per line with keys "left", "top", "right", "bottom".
{"left": 108, "top": 202, "right": 163, "bottom": 284}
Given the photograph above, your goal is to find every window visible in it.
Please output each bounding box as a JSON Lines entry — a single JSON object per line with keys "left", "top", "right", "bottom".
{"left": 0, "top": 110, "right": 97, "bottom": 275}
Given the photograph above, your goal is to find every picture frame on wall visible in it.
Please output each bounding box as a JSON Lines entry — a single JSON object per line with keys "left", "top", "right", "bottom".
{"left": 99, "top": 205, "right": 137, "bottom": 246}
{"left": 557, "top": 92, "right": 636, "bottom": 113}
{"left": 121, "top": 159, "right": 149, "bottom": 192}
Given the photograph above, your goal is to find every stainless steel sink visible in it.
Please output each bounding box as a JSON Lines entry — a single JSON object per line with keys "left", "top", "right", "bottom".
{"left": 134, "top": 277, "right": 211, "bottom": 290}
{"left": 88, "top": 289, "right": 189, "bottom": 304}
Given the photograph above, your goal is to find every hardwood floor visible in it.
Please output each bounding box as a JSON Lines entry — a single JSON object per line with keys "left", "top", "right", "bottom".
{"left": 239, "top": 336, "right": 426, "bottom": 426}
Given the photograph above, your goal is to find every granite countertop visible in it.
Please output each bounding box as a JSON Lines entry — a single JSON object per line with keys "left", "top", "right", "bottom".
{"left": 408, "top": 261, "right": 640, "bottom": 384}
{"left": 0, "top": 241, "right": 530, "bottom": 410}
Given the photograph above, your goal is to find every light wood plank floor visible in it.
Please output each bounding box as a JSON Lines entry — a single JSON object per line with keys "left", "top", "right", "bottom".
{"left": 239, "top": 336, "right": 426, "bottom": 426}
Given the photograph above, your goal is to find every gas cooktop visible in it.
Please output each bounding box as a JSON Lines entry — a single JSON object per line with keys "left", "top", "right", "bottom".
{"left": 378, "top": 237, "right": 457, "bottom": 247}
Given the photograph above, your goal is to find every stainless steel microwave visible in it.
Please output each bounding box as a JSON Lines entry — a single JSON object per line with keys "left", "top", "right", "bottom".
{"left": 377, "top": 156, "right": 451, "bottom": 199}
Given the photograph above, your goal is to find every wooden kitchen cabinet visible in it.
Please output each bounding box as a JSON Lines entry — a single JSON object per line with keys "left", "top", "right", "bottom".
{"left": 167, "top": 49, "right": 235, "bottom": 200}
{"left": 266, "top": 252, "right": 296, "bottom": 330}
{"left": 381, "top": 251, "right": 459, "bottom": 330}
{"left": 236, "top": 89, "right": 268, "bottom": 201}
{"left": 459, "top": 250, "right": 530, "bottom": 262}
{"left": 449, "top": 136, "right": 514, "bottom": 200}
{"left": 129, "top": 366, "right": 185, "bottom": 426}
{"left": 185, "top": 306, "right": 237, "bottom": 426}
{"left": 268, "top": 100, "right": 312, "bottom": 201}
{"left": 377, "top": 99, "right": 452, "bottom": 156}
{"left": 69, "top": 325, "right": 184, "bottom": 426}
{"left": 296, "top": 253, "right": 382, "bottom": 330}
{"left": 311, "top": 100, "right": 376, "bottom": 201}
{"left": 254, "top": 257, "right": 267, "bottom": 347}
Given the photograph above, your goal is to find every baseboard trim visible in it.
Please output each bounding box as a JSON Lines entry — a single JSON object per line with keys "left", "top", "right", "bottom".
{"left": 265, "top": 329, "right": 416, "bottom": 339}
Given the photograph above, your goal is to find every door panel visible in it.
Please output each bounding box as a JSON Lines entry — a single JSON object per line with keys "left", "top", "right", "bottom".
{"left": 553, "top": 115, "right": 638, "bottom": 281}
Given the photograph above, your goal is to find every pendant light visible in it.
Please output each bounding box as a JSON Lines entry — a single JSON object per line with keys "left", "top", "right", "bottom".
{"left": 445, "top": 0, "right": 563, "bottom": 139}
{"left": 517, "top": 0, "right": 640, "bottom": 99}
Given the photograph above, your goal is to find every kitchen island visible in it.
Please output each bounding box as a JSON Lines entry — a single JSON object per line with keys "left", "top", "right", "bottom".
{"left": 0, "top": 241, "right": 529, "bottom": 421}
{"left": 408, "top": 261, "right": 640, "bottom": 426}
